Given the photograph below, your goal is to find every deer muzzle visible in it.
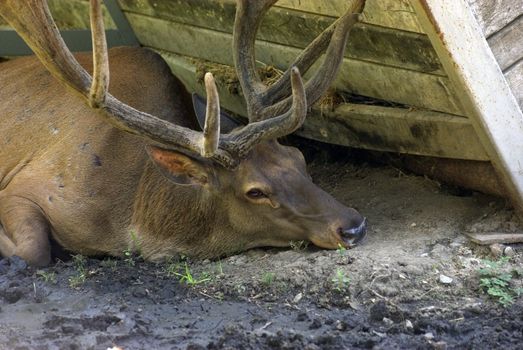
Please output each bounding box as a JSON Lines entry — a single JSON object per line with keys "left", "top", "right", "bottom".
{"left": 338, "top": 217, "right": 367, "bottom": 247}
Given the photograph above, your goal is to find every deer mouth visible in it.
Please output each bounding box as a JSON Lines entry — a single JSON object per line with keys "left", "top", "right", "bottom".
{"left": 338, "top": 217, "right": 367, "bottom": 248}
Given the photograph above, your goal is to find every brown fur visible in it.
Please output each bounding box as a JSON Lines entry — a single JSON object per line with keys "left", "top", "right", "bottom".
{"left": 0, "top": 47, "right": 364, "bottom": 266}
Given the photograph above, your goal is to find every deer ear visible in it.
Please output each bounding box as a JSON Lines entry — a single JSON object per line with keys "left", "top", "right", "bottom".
{"left": 146, "top": 146, "right": 214, "bottom": 186}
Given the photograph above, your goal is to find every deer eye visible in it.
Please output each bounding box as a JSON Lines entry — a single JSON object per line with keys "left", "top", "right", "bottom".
{"left": 246, "top": 188, "right": 266, "bottom": 199}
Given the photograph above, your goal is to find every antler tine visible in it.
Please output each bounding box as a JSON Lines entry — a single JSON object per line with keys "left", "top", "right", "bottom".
{"left": 201, "top": 73, "right": 220, "bottom": 157}
{"left": 89, "top": 0, "right": 109, "bottom": 108}
{"left": 257, "top": 20, "right": 337, "bottom": 111}
{"left": 233, "top": 0, "right": 278, "bottom": 119}
{"left": 258, "top": 1, "right": 365, "bottom": 120}
{"left": 222, "top": 67, "right": 307, "bottom": 157}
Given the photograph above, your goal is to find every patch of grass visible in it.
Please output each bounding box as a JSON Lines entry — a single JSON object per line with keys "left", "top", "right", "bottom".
{"left": 68, "top": 254, "right": 87, "bottom": 289}
{"left": 123, "top": 248, "right": 135, "bottom": 267}
{"left": 478, "top": 257, "right": 523, "bottom": 307}
{"left": 261, "top": 272, "right": 276, "bottom": 286}
{"left": 336, "top": 243, "right": 347, "bottom": 257}
{"left": 122, "top": 230, "right": 143, "bottom": 266}
{"left": 165, "top": 260, "right": 180, "bottom": 278}
{"left": 168, "top": 261, "right": 211, "bottom": 286}
{"left": 331, "top": 268, "right": 350, "bottom": 292}
{"left": 215, "top": 259, "right": 224, "bottom": 276}
{"left": 36, "top": 270, "right": 57, "bottom": 284}
{"left": 100, "top": 258, "right": 118, "bottom": 271}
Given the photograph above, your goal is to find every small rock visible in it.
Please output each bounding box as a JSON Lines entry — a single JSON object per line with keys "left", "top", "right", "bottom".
{"left": 296, "top": 312, "right": 309, "bottom": 322}
{"left": 335, "top": 320, "right": 347, "bottom": 331}
{"left": 439, "top": 274, "right": 453, "bottom": 284}
{"left": 504, "top": 246, "right": 515, "bottom": 257}
{"left": 410, "top": 223, "right": 417, "bottom": 228}
{"left": 383, "top": 317, "right": 394, "bottom": 326}
{"left": 372, "top": 330, "right": 386, "bottom": 338}
{"left": 405, "top": 319, "right": 413, "bottom": 330}
{"left": 424, "top": 332, "right": 435, "bottom": 340}
{"left": 432, "top": 341, "right": 448, "bottom": 350}
{"left": 490, "top": 243, "right": 504, "bottom": 258}
{"left": 293, "top": 292, "right": 303, "bottom": 303}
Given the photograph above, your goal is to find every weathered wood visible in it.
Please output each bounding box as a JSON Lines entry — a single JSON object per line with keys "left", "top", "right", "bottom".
{"left": 276, "top": 0, "right": 424, "bottom": 33}
{"left": 505, "top": 59, "right": 523, "bottom": 108}
{"left": 49, "top": 0, "right": 115, "bottom": 29}
{"left": 118, "top": 0, "right": 443, "bottom": 75}
{"left": 118, "top": 0, "right": 423, "bottom": 33}
{"left": 467, "top": 0, "right": 523, "bottom": 37}
{"left": 464, "top": 232, "right": 523, "bottom": 245}
{"left": 0, "top": 30, "right": 130, "bottom": 56}
{"left": 402, "top": 156, "right": 505, "bottom": 196}
{"left": 300, "top": 104, "right": 487, "bottom": 160}
{"left": 127, "top": 13, "right": 463, "bottom": 115}
{"left": 412, "top": 0, "right": 523, "bottom": 217}
{"left": 0, "top": 0, "right": 138, "bottom": 57}
{"left": 487, "top": 15, "right": 523, "bottom": 71}
{"left": 159, "top": 51, "right": 487, "bottom": 161}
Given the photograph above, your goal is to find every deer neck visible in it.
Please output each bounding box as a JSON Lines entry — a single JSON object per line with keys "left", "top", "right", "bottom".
{"left": 130, "top": 161, "right": 239, "bottom": 260}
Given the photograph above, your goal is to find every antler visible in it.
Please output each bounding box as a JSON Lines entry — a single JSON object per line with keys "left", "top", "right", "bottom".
{"left": 0, "top": 0, "right": 364, "bottom": 168}
{"left": 233, "top": 0, "right": 365, "bottom": 122}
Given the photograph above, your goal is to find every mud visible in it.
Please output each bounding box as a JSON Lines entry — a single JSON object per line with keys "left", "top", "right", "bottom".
{"left": 1, "top": 142, "right": 522, "bottom": 349}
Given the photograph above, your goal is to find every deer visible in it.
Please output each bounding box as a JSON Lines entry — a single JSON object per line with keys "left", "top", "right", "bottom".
{"left": 0, "top": 0, "right": 367, "bottom": 267}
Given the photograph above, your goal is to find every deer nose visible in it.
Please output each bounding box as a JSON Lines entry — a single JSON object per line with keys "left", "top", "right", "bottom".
{"left": 337, "top": 217, "right": 367, "bottom": 247}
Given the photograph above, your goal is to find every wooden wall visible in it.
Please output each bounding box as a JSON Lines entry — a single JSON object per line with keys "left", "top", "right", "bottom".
{"left": 5, "top": 0, "right": 510, "bottom": 162}
{"left": 115, "top": 0, "right": 492, "bottom": 161}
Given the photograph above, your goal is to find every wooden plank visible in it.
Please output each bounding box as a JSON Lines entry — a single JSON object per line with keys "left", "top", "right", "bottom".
{"left": 467, "top": 0, "right": 523, "bottom": 37}
{"left": 276, "top": 0, "right": 424, "bottom": 33}
{"left": 47, "top": 0, "right": 116, "bottom": 29}
{"left": 0, "top": 0, "right": 138, "bottom": 56}
{"left": 411, "top": 0, "right": 523, "bottom": 217}
{"left": 464, "top": 232, "right": 523, "bottom": 245}
{"left": 0, "top": 30, "right": 128, "bottom": 56}
{"left": 158, "top": 51, "right": 487, "bottom": 161}
{"left": 487, "top": 15, "right": 523, "bottom": 71}
{"left": 127, "top": 13, "right": 463, "bottom": 115}
{"left": 505, "top": 59, "right": 523, "bottom": 109}
{"left": 118, "top": 0, "right": 443, "bottom": 75}
{"left": 118, "top": 0, "right": 424, "bottom": 34}
{"left": 300, "top": 104, "right": 487, "bottom": 160}
{"left": 158, "top": 51, "right": 248, "bottom": 117}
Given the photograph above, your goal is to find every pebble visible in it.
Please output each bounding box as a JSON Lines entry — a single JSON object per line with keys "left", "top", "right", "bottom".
{"left": 439, "top": 274, "right": 453, "bottom": 284}
{"left": 405, "top": 319, "right": 413, "bottom": 330}
{"left": 383, "top": 317, "right": 394, "bottom": 326}
{"left": 504, "top": 246, "right": 515, "bottom": 257}
{"left": 489, "top": 243, "right": 504, "bottom": 258}
{"left": 293, "top": 292, "right": 303, "bottom": 303}
{"left": 424, "top": 332, "right": 435, "bottom": 340}
{"left": 432, "top": 341, "right": 448, "bottom": 350}
{"left": 335, "top": 320, "right": 347, "bottom": 331}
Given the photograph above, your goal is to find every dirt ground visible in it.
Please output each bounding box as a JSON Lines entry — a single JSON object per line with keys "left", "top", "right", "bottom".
{"left": 1, "top": 141, "right": 522, "bottom": 350}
